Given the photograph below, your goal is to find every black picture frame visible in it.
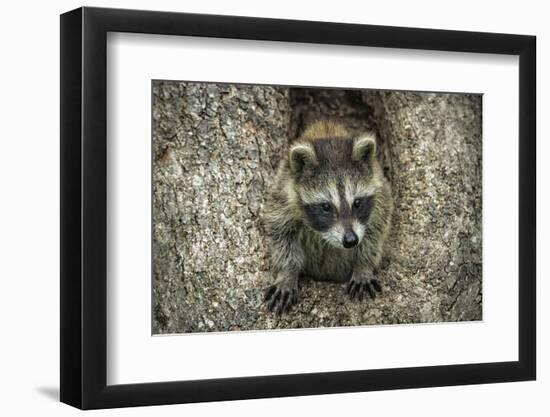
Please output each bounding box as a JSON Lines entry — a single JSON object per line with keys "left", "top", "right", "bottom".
{"left": 60, "top": 6, "right": 536, "bottom": 410}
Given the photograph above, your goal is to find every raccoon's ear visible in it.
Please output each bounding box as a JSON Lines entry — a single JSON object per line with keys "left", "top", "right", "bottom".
{"left": 289, "top": 142, "right": 318, "bottom": 174}
{"left": 352, "top": 132, "right": 377, "bottom": 163}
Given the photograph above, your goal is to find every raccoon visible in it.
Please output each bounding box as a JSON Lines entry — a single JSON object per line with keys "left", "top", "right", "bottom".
{"left": 263, "top": 120, "right": 393, "bottom": 315}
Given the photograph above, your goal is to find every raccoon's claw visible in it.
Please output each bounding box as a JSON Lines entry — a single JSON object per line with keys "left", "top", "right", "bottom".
{"left": 346, "top": 278, "right": 382, "bottom": 301}
{"left": 264, "top": 283, "right": 298, "bottom": 316}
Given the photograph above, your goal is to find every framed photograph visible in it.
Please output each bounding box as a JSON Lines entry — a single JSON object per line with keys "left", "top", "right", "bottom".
{"left": 60, "top": 6, "right": 536, "bottom": 409}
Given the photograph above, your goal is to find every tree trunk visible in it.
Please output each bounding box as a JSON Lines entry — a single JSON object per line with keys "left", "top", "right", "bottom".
{"left": 152, "top": 81, "right": 289, "bottom": 333}
{"left": 365, "top": 91, "right": 482, "bottom": 323}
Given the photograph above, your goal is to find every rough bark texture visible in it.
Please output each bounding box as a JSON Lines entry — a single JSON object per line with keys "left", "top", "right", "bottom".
{"left": 152, "top": 82, "right": 482, "bottom": 334}
{"left": 152, "top": 82, "right": 288, "bottom": 333}
{"left": 365, "top": 91, "right": 482, "bottom": 323}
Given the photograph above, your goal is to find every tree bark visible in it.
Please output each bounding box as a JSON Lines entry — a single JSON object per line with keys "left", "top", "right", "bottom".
{"left": 365, "top": 91, "right": 482, "bottom": 323}
{"left": 152, "top": 81, "right": 289, "bottom": 333}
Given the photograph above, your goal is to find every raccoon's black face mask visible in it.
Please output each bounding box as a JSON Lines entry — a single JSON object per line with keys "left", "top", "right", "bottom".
{"left": 301, "top": 188, "right": 375, "bottom": 249}
{"left": 289, "top": 135, "right": 378, "bottom": 249}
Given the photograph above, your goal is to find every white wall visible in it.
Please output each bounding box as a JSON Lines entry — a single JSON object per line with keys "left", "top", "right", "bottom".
{"left": 0, "top": 0, "right": 546, "bottom": 415}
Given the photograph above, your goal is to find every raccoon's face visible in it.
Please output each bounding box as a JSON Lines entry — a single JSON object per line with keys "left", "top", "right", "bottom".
{"left": 289, "top": 133, "right": 382, "bottom": 249}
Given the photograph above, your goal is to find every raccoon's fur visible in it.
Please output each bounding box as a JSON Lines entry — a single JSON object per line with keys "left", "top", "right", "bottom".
{"left": 263, "top": 120, "right": 393, "bottom": 315}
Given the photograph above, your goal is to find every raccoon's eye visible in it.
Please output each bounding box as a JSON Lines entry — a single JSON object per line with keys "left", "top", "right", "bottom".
{"left": 321, "top": 202, "right": 331, "bottom": 212}
{"left": 353, "top": 198, "right": 362, "bottom": 208}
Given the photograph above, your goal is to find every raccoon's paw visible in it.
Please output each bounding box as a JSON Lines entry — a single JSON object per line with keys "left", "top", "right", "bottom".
{"left": 346, "top": 277, "right": 382, "bottom": 301}
{"left": 264, "top": 281, "right": 299, "bottom": 316}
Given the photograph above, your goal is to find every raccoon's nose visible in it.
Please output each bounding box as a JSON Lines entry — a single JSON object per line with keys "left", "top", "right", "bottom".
{"left": 342, "top": 231, "right": 358, "bottom": 248}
